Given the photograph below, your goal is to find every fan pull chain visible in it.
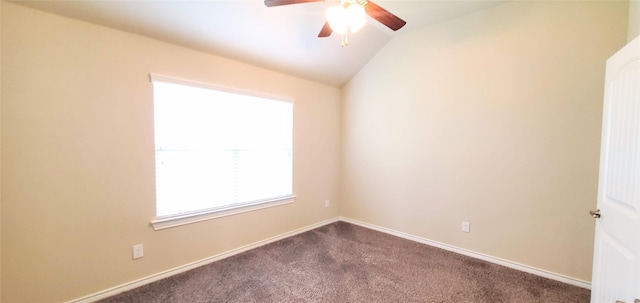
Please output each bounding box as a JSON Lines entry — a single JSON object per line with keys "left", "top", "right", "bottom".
{"left": 341, "top": 31, "right": 349, "bottom": 47}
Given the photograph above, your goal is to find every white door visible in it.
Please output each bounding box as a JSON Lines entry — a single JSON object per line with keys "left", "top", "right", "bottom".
{"left": 591, "top": 35, "right": 640, "bottom": 303}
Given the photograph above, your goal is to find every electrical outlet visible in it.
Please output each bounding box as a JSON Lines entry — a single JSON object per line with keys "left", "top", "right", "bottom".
{"left": 325, "top": 200, "right": 330, "bottom": 208}
{"left": 462, "top": 221, "right": 470, "bottom": 233}
{"left": 133, "top": 244, "right": 144, "bottom": 259}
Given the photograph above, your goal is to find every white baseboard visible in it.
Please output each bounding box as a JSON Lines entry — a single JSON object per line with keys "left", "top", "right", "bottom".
{"left": 67, "top": 217, "right": 340, "bottom": 303}
{"left": 338, "top": 216, "right": 591, "bottom": 290}
{"left": 69, "top": 216, "right": 590, "bottom": 302}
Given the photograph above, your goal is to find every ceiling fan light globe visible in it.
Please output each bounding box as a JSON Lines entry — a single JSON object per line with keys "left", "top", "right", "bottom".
{"left": 326, "top": 6, "right": 347, "bottom": 34}
{"left": 346, "top": 4, "right": 366, "bottom": 33}
{"left": 349, "top": 19, "right": 366, "bottom": 33}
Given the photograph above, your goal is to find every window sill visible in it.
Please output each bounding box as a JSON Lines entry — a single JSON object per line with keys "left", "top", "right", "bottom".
{"left": 150, "top": 195, "right": 296, "bottom": 230}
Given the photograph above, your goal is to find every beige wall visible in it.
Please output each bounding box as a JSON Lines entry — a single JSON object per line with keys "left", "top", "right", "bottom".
{"left": 630, "top": 0, "right": 640, "bottom": 42}
{"left": 0, "top": 1, "right": 3, "bottom": 300}
{"left": 0, "top": 0, "right": 634, "bottom": 302}
{"left": 340, "top": 1, "right": 628, "bottom": 282}
{"left": 1, "top": 3, "right": 340, "bottom": 302}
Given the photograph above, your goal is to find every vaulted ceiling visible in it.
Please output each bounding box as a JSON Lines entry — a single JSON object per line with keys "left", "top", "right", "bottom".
{"left": 12, "top": 0, "right": 504, "bottom": 87}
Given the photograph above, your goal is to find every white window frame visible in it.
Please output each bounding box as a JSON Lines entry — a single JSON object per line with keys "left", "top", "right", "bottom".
{"left": 149, "top": 74, "right": 295, "bottom": 230}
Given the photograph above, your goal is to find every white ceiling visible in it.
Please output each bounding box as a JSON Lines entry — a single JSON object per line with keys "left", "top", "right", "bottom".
{"left": 12, "top": 0, "right": 504, "bottom": 87}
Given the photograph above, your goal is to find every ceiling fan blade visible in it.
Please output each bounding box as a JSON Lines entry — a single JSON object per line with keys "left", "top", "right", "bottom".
{"left": 318, "top": 21, "right": 333, "bottom": 37}
{"left": 363, "top": 0, "right": 407, "bottom": 31}
{"left": 264, "top": 0, "right": 323, "bottom": 7}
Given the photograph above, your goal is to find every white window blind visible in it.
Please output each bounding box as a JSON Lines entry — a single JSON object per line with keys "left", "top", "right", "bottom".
{"left": 150, "top": 75, "right": 293, "bottom": 225}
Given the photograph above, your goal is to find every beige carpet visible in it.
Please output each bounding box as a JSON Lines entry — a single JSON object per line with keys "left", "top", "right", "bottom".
{"left": 98, "top": 221, "right": 590, "bottom": 302}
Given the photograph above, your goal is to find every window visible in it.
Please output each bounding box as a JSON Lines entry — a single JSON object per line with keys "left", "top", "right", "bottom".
{"left": 150, "top": 74, "right": 294, "bottom": 230}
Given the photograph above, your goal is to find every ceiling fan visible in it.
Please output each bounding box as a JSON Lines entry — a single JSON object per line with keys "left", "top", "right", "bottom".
{"left": 264, "top": 0, "right": 406, "bottom": 45}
